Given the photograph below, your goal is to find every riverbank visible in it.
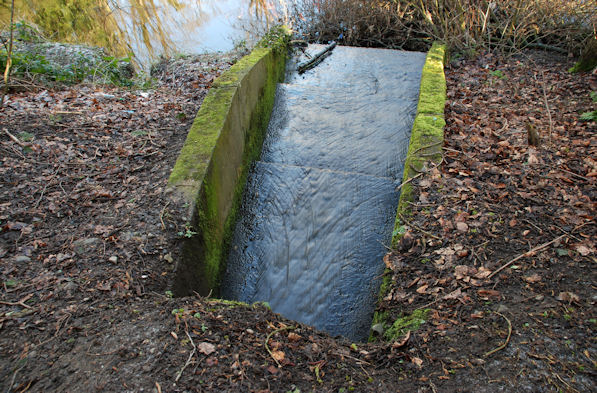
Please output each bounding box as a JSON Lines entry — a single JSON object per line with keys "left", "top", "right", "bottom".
{"left": 1, "top": 48, "right": 596, "bottom": 392}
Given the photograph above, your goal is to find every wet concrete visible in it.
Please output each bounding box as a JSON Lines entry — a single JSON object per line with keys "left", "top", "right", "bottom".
{"left": 222, "top": 45, "right": 426, "bottom": 340}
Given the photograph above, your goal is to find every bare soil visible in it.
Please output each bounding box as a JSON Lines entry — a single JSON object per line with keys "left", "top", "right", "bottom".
{"left": 1, "top": 50, "right": 595, "bottom": 393}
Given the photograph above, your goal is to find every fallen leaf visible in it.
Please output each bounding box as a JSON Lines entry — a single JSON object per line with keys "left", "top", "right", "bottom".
{"left": 271, "top": 350, "right": 285, "bottom": 362}
{"left": 267, "top": 365, "right": 279, "bottom": 374}
{"left": 197, "top": 342, "right": 216, "bottom": 355}
{"left": 416, "top": 284, "right": 429, "bottom": 294}
{"left": 454, "top": 265, "right": 472, "bottom": 280}
{"left": 456, "top": 222, "right": 469, "bottom": 232}
{"left": 474, "top": 267, "right": 492, "bottom": 279}
{"left": 392, "top": 330, "right": 411, "bottom": 348}
{"left": 574, "top": 244, "right": 592, "bottom": 256}
{"left": 288, "top": 332, "right": 301, "bottom": 342}
{"left": 205, "top": 356, "right": 218, "bottom": 367}
{"left": 524, "top": 274, "right": 542, "bottom": 283}
{"left": 443, "top": 288, "right": 462, "bottom": 300}
{"left": 411, "top": 356, "right": 423, "bottom": 368}
{"left": 557, "top": 292, "right": 580, "bottom": 304}
{"left": 477, "top": 289, "right": 501, "bottom": 298}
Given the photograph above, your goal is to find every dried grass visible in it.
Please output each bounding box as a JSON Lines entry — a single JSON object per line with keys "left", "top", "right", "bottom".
{"left": 291, "top": 0, "right": 596, "bottom": 55}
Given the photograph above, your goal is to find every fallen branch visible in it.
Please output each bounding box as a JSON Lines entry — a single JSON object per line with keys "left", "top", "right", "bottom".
{"left": 524, "top": 42, "right": 567, "bottom": 54}
{"left": 159, "top": 201, "right": 170, "bottom": 230}
{"left": 3, "top": 128, "right": 25, "bottom": 147}
{"left": 298, "top": 41, "right": 337, "bottom": 74}
{"left": 488, "top": 221, "right": 591, "bottom": 279}
{"left": 0, "top": 293, "right": 33, "bottom": 309}
{"left": 484, "top": 312, "right": 512, "bottom": 357}
{"left": 265, "top": 325, "right": 295, "bottom": 367}
{"left": 539, "top": 70, "right": 553, "bottom": 144}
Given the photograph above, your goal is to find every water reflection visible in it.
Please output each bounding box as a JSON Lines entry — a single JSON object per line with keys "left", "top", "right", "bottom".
{"left": 0, "top": 0, "right": 288, "bottom": 68}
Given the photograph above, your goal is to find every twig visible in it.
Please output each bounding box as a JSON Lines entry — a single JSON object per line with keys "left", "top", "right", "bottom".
{"left": 331, "top": 351, "right": 372, "bottom": 366}
{"left": 0, "top": 294, "right": 33, "bottom": 309}
{"left": 395, "top": 172, "right": 423, "bottom": 191}
{"left": 399, "top": 213, "right": 442, "bottom": 240}
{"left": 3, "top": 128, "right": 25, "bottom": 147}
{"left": 488, "top": 222, "right": 591, "bottom": 279}
{"left": 265, "top": 325, "right": 295, "bottom": 367}
{"left": 443, "top": 146, "right": 474, "bottom": 160}
{"left": 412, "top": 140, "right": 443, "bottom": 156}
{"left": 489, "top": 235, "right": 566, "bottom": 278}
{"left": 159, "top": 201, "right": 170, "bottom": 230}
{"left": 538, "top": 70, "right": 553, "bottom": 144}
{"left": 558, "top": 167, "right": 589, "bottom": 182}
{"left": 484, "top": 312, "right": 512, "bottom": 357}
{"left": 175, "top": 329, "right": 196, "bottom": 382}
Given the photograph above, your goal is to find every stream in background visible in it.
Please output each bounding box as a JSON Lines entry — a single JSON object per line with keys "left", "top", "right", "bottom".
{"left": 0, "top": 0, "right": 290, "bottom": 69}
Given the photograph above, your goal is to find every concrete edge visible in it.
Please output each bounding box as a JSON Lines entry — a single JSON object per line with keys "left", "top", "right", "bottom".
{"left": 370, "top": 42, "right": 447, "bottom": 341}
{"left": 167, "top": 27, "right": 290, "bottom": 297}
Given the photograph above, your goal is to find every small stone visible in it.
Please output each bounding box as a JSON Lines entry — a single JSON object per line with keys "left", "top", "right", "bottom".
{"left": 371, "top": 323, "right": 384, "bottom": 335}
{"left": 56, "top": 253, "right": 70, "bottom": 262}
{"left": 14, "top": 255, "right": 31, "bottom": 263}
{"left": 73, "top": 237, "right": 100, "bottom": 254}
{"left": 246, "top": 329, "right": 254, "bottom": 334}
{"left": 108, "top": 256, "right": 118, "bottom": 263}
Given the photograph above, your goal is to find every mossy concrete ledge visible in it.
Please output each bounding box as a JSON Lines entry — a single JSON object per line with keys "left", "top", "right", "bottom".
{"left": 167, "top": 29, "right": 289, "bottom": 297}
{"left": 371, "top": 42, "right": 447, "bottom": 341}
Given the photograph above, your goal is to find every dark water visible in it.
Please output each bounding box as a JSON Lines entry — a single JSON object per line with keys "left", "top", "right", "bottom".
{"left": 222, "top": 45, "right": 426, "bottom": 341}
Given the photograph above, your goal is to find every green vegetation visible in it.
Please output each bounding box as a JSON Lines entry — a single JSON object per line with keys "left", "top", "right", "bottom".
{"left": 384, "top": 309, "right": 430, "bottom": 340}
{"left": 0, "top": 0, "right": 182, "bottom": 58}
{"left": 580, "top": 92, "right": 597, "bottom": 122}
{"left": 371, "top": 42, "right": 446, "bottom": 342}
{"left": 169, "top": 28, "right": 290, "bottom": 296}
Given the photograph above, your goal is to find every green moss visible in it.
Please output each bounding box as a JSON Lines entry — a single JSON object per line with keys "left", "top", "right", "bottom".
{"left": 570, "top": 38, "right": 597, "bottom": 73}
{"left": 416, "top": 42, "right": 447, "bottom": 115}
{"left": 168, "top": 87, "right": 236, "bottom": 197}
{"left": 212, "top": 48, "right": 270, "bottom": 88}
{"left": 370, "top": 42, "right": 447, "bottom": 342}
{"left": 169, "top": 26, "right": 289, "bottom": 296}
{"left": 384, "top": 309, "right": 430, "bottom": 341}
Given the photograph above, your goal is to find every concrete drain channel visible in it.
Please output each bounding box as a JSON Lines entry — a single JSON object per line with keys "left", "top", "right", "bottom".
{"left": 167, "top": 32, "right": 446, "bottom": 341}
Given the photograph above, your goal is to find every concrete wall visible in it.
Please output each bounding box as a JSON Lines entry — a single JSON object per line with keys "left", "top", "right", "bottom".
{"left": 371, "top": 42, "right": 447, "bottom": 340}
{"left": 168, "top": 28, "right": 289, "bottom": 296}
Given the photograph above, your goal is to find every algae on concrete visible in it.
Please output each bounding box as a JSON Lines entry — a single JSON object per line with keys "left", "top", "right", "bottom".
{"left": 370, "top": 42, "right": 447, "bottom": 342}
{"left": 167, "top": 27, "right": 290, "bottom": 297}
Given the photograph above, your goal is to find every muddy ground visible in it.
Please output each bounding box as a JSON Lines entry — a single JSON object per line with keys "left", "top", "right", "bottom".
{"left": 1, "top": 50, "right": 595, "bottom": 392}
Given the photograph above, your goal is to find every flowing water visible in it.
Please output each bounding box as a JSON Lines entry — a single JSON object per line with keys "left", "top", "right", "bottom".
{"left": 222, "top": 46, "right": 426, "bottom": 340}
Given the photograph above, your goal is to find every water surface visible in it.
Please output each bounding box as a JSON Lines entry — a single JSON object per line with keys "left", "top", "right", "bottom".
{"left": 223, "top": 45, "right": 426, "bottom": 340}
